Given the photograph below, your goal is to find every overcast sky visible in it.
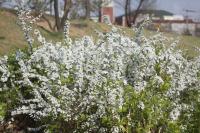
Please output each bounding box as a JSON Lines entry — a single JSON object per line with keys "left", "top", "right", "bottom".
{"left": 115, "top": 0, "right": 200, "bottom": 21}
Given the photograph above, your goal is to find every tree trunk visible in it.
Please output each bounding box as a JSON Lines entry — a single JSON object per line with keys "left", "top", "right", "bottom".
{"left": 60, "top": 0, "right": 72, "bottom": 31}
{"left": 125, "top": 0, "right": 131, "bottom": 27}
{"left": 85, "top": 0, "right": 90, "bottom": 19}
{"left": 125, "top": 0, "right": 145, "bottom": 27}
{"left": 54, "top": 0, "right": 61, "bottom": 31}
{"left": 132, "top": 0, "right": 144, "bottom": 25}
{"left": 53, "top": 0, "right": 72, "bottom": 32}
{"left": 98, "top": 6, "right": 102, "bottom": 22}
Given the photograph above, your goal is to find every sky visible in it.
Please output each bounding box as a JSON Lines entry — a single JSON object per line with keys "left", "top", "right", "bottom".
{"left": 115, "top": 0, "right": 200, "bottom": 21}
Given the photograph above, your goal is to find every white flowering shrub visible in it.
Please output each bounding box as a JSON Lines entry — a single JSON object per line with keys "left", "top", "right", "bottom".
{"left": 0, "top": 6, "right": 200, "bottom": 133}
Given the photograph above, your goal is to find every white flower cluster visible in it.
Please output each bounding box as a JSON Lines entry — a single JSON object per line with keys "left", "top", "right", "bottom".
{"left": 17, "top": 5, "right": 42, "bottom": 53}
{"left": 127, "top": 33, "right": 200, "bottom": 94}
{"left": 0, "top": 56, "right": 9, "bottom": 84}
{"left": 1, "top": 18, "right": 137, "bottom": 130}
{"left": 0, "top": 7, "right": 200, "bottom": 132}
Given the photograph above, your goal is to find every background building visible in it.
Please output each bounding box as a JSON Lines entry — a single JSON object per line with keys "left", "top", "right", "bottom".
{"left": 116, "top": 9, "right": 200, "bottom": 36}
{"left": 101, "top": 0, "right": 114, "bottom": 23}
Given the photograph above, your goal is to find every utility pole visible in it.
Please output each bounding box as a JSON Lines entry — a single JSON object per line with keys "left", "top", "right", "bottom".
{"left": 183, "top": 9, "right": 196, "bottom": 32}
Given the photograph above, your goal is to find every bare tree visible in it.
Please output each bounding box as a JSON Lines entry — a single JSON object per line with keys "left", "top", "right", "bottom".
{"left": 91, "top": 0, "right": 103, "bottom": 22}
{"left": 132, "top": 0, "right": 145, "bottom": 25}
{"left": 28, "top": 0, "right": 74, "bottom": 32}
{"left": 26, "top": 0, "right": 57, "bottom": 31}
{"left": 55, "top": 0, "right": 72, "bottom": 31}
{"left": 85, "top": 0, "right": 91, "bottom": 19}
{"left": 124, "top": 0, "right": 146, "bottom": 26}
{"left": 125, "top": 0, "right": 132, "bottom": 27}
{"left": 27, "top": 0, "right": 52, "bottom": 13}
{"left": 116, "top": 0, "right": 156, "bottom": 27}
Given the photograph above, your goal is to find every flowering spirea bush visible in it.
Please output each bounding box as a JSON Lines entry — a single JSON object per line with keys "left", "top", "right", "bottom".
{"left": 0, "top": 6, "right": 200, "bottom": 133}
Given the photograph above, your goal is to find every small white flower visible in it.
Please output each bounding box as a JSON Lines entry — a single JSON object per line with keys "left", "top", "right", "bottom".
{"left": 138, "top": 101, "right": 145, "bottom": 110}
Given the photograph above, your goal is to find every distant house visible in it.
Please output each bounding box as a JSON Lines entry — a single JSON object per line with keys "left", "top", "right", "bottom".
{"left": 100, "top": 0, "right": 114, "bottom": 24}
{"left": 89, "top": 0, "right": 115, "bottom": 24}
{"left": 152, "top": 16, "right": 200, "bottom": 36}
{"left": 116, "top": 10, "right": 200, "bottom": 36}
{"left": 115, "top": 10, "right": 174, "bottom": 26}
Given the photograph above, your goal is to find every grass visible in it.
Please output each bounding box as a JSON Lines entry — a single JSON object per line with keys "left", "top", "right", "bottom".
{"left": 0, "top": 8, "right": 199, "bottom": 57}
{"left": 0, "top": 8, "right": 114, "bottom": 56}
{"left": 178, "top": 35, "right": 200, "bottom": 57}
{"left": 0, "top": 9, "right": 26, "bottom": 56}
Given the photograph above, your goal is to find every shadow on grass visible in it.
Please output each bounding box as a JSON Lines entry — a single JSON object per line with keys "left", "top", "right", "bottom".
{"left": 71, "top": 23, "right": 88, "bottom": 28}
{"left": 0, "top": 36, "right": 5, "bottom": 40}
{"left": 38, "top": 26, "right": 62, "bottom": 41}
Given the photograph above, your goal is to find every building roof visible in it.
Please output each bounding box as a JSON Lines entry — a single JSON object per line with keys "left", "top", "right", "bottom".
{"left": 117, "top": 10, "right": 173, "bottom": 18}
